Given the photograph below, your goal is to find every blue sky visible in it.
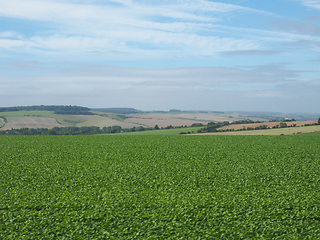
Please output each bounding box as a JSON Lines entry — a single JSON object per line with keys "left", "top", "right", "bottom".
{"left": 0, "top": 0, "right": 319, "bottom": 112}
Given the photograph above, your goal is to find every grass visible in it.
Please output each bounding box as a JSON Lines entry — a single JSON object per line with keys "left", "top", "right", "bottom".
{"left": 53, "top": 114, "right": 86, "bottom": 126}
{"left": 0, "top": 111, "right": 55, "bottom": 117}
{"left": 120, "top": 126, "right": 203, "bottom": 135}
{"left": 1, "top": 133, "right": 320, "bottom": 238}
{"left": 93, "top": 112, "right": 126, "bottom": 121}
{"left": 0, "top": 118, "right": 5, "bottom": 128}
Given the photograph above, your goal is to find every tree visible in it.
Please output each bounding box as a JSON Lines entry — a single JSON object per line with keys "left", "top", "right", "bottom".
{"left": 137, "top": 126, "right": 145, "bottom": 131}
{"left": 318, "top": 117, "right": 320, "bottom": 125}
{"left": 279, "top": 122, "right": 287, "bottom": 128}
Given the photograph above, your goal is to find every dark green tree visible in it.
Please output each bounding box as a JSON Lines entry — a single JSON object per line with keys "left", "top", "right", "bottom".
{"left": 279, "top": 122, "right": 287, "bottom": 128}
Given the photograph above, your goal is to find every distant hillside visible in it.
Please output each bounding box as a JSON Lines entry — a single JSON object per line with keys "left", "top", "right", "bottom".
{"left": 0, "top": 105, "right": 318, "bottom": 132}
{"left": 91, "top": 108, "right": 141, "bottom": 114}
{"left": 0, "top": 105, "right": 93, "bottom": 115}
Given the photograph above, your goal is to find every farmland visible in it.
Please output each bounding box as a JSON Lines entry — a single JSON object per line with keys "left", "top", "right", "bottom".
{"left": 123, "top": 112, "right": 264, "bottom": 128}
{"left": 1, "top": 134, "right": 320, "bottom": 238}
{"left": 0, "top": 107, "right": 277, "bottom": 131}
{"left": 198, "top": 125, "right": 320, "bottom": 136}
{"left": 0, "top": 111, "right": 140, "bottom": 130}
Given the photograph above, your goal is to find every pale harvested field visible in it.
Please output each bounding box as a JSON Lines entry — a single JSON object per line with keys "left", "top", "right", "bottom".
{"left": 196, "top": 124, "right": 320, "bottom": 135}
{"left": 73, "top": 115, "right": 141, "bottom": 129}
{"left": 123, "top": 113, "right": 252, "bottom": 128}
{"left": 124, "top": 114, "right": 207, "bottom": 128}
{"left": 2, "top": 117, "right": 62, "bottom": 130}
{"left": 217, "top": 120, "right": 317, "bottom": 131}
{"left": 0, "top": 118, "right": 4, "bottom": 128}
{"left": 1, "top": 115, "right": 141, "bottom": 130}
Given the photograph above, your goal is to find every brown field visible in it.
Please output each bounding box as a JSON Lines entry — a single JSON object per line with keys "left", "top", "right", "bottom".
{"left": 217, "top": 120, "right": 317, "bottom": 131}
{"left": 1, "top": 117, "right": 62, "bottom": 130}
{"left": 123, "top": 113, "right": 259, "bottom": 128}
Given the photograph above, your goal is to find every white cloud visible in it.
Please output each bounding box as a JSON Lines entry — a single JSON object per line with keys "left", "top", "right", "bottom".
{"left": 0, "top": 61, "right": 318, "bottom": 112}
{"left": 1, "top": 0, "right": 303, "bottom": 57}
{"left": 301, "top": 0, "right": 320, "bottom": 9}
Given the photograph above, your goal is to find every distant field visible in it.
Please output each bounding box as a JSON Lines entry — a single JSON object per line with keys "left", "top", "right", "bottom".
{"left": 198, "top": 125, "right": 320, "bottom": 135}
{"left": 72, "top": 115, "right": 140, "bottom": 129}
{"left": 217, "top": 120, "right": 317, "bottom": 131}
{"left": 0, "top": 110, "right": 318, "bottom": 133}
{"left": 0, "top": 111, "right": 141, "bottom": 130}
{"left": 52, "top": 114, "right": 86, "bottom": 126}
{"left": 1, "top": 117, "right": 62, "bottom": 130}
{"left": 120, "top": 127, "right": 203, "bottom": 135}
{"left": 123, "top": 112, "right": 262, "bottom": 128}
{"left": 0, "top": 111, "right": 55, "bottom": 117}
{"left": 0, "top": 118, "right": 4, "bottom": 128}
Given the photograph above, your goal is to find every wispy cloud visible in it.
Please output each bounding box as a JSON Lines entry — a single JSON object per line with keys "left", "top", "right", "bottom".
{"left": 301, "top": 0, "right": 320, "bottom": 9}
{"left": 0, "top": 0, "right": 319, "bottom": 112}
{"left": 2, "top": 0, "right": 315, "bottom": 59}
{"left": 1, "top": 62, "right": 314, "bottom": 111}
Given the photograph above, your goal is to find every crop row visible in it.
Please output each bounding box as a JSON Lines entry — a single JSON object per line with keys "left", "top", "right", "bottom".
{"left": 1, "top": 134, "right": 320, "bottom": 238}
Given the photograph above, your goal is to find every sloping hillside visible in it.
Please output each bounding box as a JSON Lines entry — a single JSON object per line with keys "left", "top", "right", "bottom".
{"left": 1, "top": 117, "right": 61, "bottom": 130}
{"left": 0, "top": 110, "right": 140, "bottom": 130}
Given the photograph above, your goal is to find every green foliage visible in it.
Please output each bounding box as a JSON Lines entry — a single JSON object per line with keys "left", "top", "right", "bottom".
{"left": 280, "top": 122, "right": 288, "bottom": 128}
{"left": 92, "top": 108, "right": 140, "bottom": 114}
{"left": 0, "top": 117, "right": 6, "bottom": 128}
{"left": 0, "top": 126, "right": 123, "bottom": 135}
{"left": 0, "top": 111, "right": 55, "bottom": 117}
{"left": 0, "top": 105, "right": 93, "bottom": 115}
{"left": 1, "top": 134, "right": 320, "bottom": 238}
{"left": 121, "top": 127, "right": 203, "bottom": 135}
{"left": 198, "top": 121, "right": 231, "bottom": 133}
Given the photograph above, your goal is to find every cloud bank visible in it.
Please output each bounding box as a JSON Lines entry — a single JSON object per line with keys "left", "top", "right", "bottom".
{"left": 0, "top": 0, "right": 319, "bottom": 113}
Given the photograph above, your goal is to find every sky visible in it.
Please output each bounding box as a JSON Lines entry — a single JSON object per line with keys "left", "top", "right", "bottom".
{"left": 0, "top": 0, "right": 319, "bottom": 113}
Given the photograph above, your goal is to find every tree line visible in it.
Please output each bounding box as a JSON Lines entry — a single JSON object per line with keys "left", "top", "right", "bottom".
{"left": 0, "top": 105, "right": 93, "bottom": 115}
{"left": 0, "top": 124, "right": 192, "bottom": 135}
{"left": 0, "top": 126, "right": 123, "bottom": 135}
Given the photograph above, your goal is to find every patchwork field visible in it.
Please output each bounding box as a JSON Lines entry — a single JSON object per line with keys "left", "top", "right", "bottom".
{"left": 72, "top": 115, "right": 140, "bottom": 128}
{"left": 1, "top": 117, "right": 62, "bottom": 130}
{"left": 0, "top": 111, "right": 141, "bottom": 130}
{"left": 198, "top": 125, "right": 320, "bottom": 135}
{"left": 1, "top": 134, "right": 320, "bottom": 238}
{"left": 123, "top": 112, "right": 262, "bottom": 128}
{"left": 217, "top": 120, "right": 317, "bottom": 131}
{"left": 0, "top": 110, "right": 318, "bottom": 134}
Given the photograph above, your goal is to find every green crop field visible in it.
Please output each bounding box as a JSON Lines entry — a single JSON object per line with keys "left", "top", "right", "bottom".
{"left": 120, "top": 126, "right": 203, "bottom": 135}
{"left": 1, "top": 134, "right": 320, "bottom": 239}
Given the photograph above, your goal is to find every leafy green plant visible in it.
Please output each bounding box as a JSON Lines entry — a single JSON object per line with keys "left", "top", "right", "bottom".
{"left": 1, "top": 134, "right": 320, "bottom": 238}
